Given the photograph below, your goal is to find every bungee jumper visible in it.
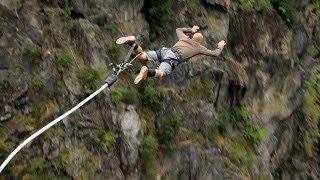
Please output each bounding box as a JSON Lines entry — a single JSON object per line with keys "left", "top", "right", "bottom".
{"left": 116, "top": 25, "right": 226, "bottom": 84}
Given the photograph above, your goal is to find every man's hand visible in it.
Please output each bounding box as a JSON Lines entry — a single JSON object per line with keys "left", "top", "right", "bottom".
{"left": 218, "top": 40, "right": 226, "bottom": 49}
{"left": 191, "top": 25, "right": 199, "bottom": 33}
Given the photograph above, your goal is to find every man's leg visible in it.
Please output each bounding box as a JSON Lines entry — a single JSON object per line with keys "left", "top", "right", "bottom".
{"left": 134, "top": 62, "right": 170, "bottom": 84}
{"left": 116, "top": 36, "right": 147, "bottom": 61}
{"left": 134, "top": 66, "right": 165, "bottom": 84}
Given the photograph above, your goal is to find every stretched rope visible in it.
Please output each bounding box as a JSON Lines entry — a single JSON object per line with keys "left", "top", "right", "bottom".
{"left": 0, "top": 51, "right": 144, "bottom": 173}
{"left": 0, "top": 83, "right": 109, "bottom": 173}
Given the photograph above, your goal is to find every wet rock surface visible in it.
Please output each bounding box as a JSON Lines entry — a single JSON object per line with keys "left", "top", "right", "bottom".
{"left": 0, "top": 0, "right": 319, "bottom": 179}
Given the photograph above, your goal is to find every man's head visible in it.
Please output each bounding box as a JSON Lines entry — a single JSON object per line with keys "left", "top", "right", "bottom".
{"left": 192, "top": 33, "right": 203, "bottom": 43}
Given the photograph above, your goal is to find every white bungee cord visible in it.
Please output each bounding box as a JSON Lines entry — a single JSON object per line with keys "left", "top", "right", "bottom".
{"left": 0, "top": 83, "right": 109, "bottom": 173}
{"left": 0, "top": 49, "right": 142, "bottom": 173}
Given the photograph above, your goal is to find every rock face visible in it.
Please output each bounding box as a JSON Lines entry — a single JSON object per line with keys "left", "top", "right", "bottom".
{"left": 0, "top": 0, "right": 319, "bottom": 179}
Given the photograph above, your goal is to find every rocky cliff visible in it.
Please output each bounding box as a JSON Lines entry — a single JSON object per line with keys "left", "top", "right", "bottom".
{"left": 0, "top": 0, "right": 319, "bottom": 179}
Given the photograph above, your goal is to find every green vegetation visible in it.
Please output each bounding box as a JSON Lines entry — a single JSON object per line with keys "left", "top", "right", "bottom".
{"left": 111, "top": 79, "right": 165, "bottom": 108}
{"left": 52, "top": 154, "right": 66, "bottom": 172}
{"left": 22, "top": 172, "right": 57, "bottom": 180}
{"left": 57, "top": 52, "right": 71, "bottom": 71}
{"left": 28, "top": 101, "right": 58, "bottom": 130}
{"left": 302, "top": 68, "right": 320, "bottom": 157}
{"left": 106, "top": 42, "right": 124, "bottom": 60}
{"left": 32, "top": 75, "right": 44, "bottom": 90}
{"left": 227, "top": 140, "right": 257, "bottom": 167}
{"left": 31, "top": 157, "right": 46, "bottom": 172}
{"left": 308, "top": 0, "right": 320, "bottom": 16}
{"left": 140, "top": 79, "right": 165, "bottom": 110}
{"left": 307, "top": 44, "right": 320, "bottom": 57}
{"left": 159, "top": 112, "right": 182, "bottom": 150}
{"left": 0, "top": 80, "right": 15, "bottom": 95}
{"left": 308, "top": 27, "right": 320, "bottom": 57}
{"left": 232, "top": 106, "right": 251, "bottom": 125}
{"left": 258, "top": 0, "right": 274, "bottom": 12}
{"left": 211, "top": 109, "right": 232, "bottom": 136}
{"left": 47, "top": 81, "right": 59, "bottom": 99}
{"left": 303, "top": 69, "right": 320, "bottom": 128}
{"left": 238, "top": 0, "right": 273, "bottom": 13}
{"left": 9, "top": 0, "right": 20, "bottom": 7}
{"left": 9, "top": 0, "right": 21, "bottom": 17}
{"left": 61, "top": 0, "right": 73, "bottom": 16}
{"left": 243, "top": 125, "right": 268, "bottom": 145}
{"left": 211, "top": 106, "right": 267, "bottom": 167}
{"left": 303, "top": 132, "right": 314, "bottom": 157}
{"left": 186, "top": 73, "right": 212, "bottom": 101}
{"left": 238, "top": 0, "right": 255, "bottom": 11}
{"left": 23, "top": 47, "right": 43, "bottom": 65}
{"left": 111, "top": 86, "right": 140, "bottom": 104}
{"left": 211, "top": 106, "right": 250, "bottom": 137}
{"left": 103, "top": 24, "right": 115, "bottom": 33}
{"left": 76, "top": 67, "right": 101, "bottom": 92}
{"left": 143, "top": 0, "right": 174, "bottom": 35}
{"left": 139, "top": 135, "right": 158, "bottom": 161}
{"left": 187, "top": 1, "right": 201, "bottom": 16}
{"left": 94, "top": 131, "right": 119, "bottom": 152}
{"left": 137, "top": 107, "right": 156, "bottom": 134}
{"left": 0, "top": 138, "right": 13, "bottom": 154}
{"left": 314, "top": 27, "right": 320, "bottom": 44}
{"left": 276, "top": 0, "right": 301, "bottom": 27}
{"left": 139, "top": 135, "right": 158, "bottom": 179}
{"left": 82, "top": 159, "right": 97, "bottom": 177}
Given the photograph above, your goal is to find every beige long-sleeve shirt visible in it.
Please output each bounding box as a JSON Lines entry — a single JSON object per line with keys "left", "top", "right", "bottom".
{"left": 171, "top": 28, "right": 222, "bottom": 62}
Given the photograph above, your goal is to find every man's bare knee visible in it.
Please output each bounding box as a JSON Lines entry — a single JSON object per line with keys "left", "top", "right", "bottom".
{"left": 137, "top": 52, "right": 148, "bottom": 61}
{"left": 155, "top": 70, "right": 165, "bottom": 78}
{"left": 133, "top": 46, "right": 147, "bottom": 61}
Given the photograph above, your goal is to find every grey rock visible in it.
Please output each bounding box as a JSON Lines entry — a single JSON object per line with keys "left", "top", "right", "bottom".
{"left": 205, "top": 0, "right": 231, "bottom": 10}
{"left": 292, "top": 159, "right": 307, "bottom": 171}
{"left": 0, "top": 113, "right": 12, "bottom": 122}
{"left": 293, "top": 29, "right": 308, "bottom": 57}
{"left": 119, "top": 105, "right": 141, "bottom": 173}
{"left": 0, "top": 51, "right": 11, "bottom": 69}
{"left": 42, "top": 141, "right": 50, "bottom": 156}
{"left": 0, "top": 0, "right": 318, "bottom": 178}
{"left": 120, "top": 105, "right": 141, "bottom": 141}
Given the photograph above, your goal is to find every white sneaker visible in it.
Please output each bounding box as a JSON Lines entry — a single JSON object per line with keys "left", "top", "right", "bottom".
{"left": 134, "top": 66, "right": 148, "bottom": 84}
{"left": 116, "top": 36, "right": 136, "bottom": 45}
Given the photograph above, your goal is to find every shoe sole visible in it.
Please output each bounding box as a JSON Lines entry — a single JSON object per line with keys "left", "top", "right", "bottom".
{"left": 116, "top": 36, "right": 136, "bottom": 45}
{"left": 134, "top": 66, "right": 148, "bottom": 84}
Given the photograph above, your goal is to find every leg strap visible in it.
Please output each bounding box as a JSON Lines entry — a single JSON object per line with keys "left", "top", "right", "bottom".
{"left": 147, "top": 69, "right": 156, "bottom": 77}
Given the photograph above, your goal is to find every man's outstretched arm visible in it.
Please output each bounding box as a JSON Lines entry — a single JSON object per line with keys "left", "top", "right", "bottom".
{"left": 176, "top": 26, "right": 199, "bottom": 40}
{"left": 200, "top": 40, "right": 226, "bottom": 57}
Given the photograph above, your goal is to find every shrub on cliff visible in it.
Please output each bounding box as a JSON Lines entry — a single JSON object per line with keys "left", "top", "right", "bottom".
{"left": 276, "top": 0, "right": 301, "bottom": 27}
{"left": 159, "top": 111, "right": 182, "bottom": 150}
{"left": 139, "top": 135, "right": 158, "bottom": 178}
{"left": 106, "top": 42, "right": 124, "bottom": 60}
{"left": 23, "top": 47, "right": 43, "bottom": 65}
{"left": 302, "top": 68, "right": 320, "bottom": 157}
{"left": 94, "top": 131, "right": 119, "bottom": 152}
{"left": 143, "top": 0, "right": 174, "bottom": 37}
{"left": 243, "top": 125, "right": 268, "bottom": 145}
{"left": 32, "top": 75, "right": 44, "bottom": 91}
{"left": 140, "top": 79, "right": 165, "bottom": 110}
{"left": 111, "top": 86, "right": 140, "bottom": 104}
{"left": 0, "top": 80, "right": 15, "bottom": 95}
{"left": 238, "top": 0, "right": 273, "bottom": 13}
{"left": 57, "top": 52, "right": 71, "bottom": 71}
{"left": 76, "top": 67, "right": 101, "bottom": 93}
